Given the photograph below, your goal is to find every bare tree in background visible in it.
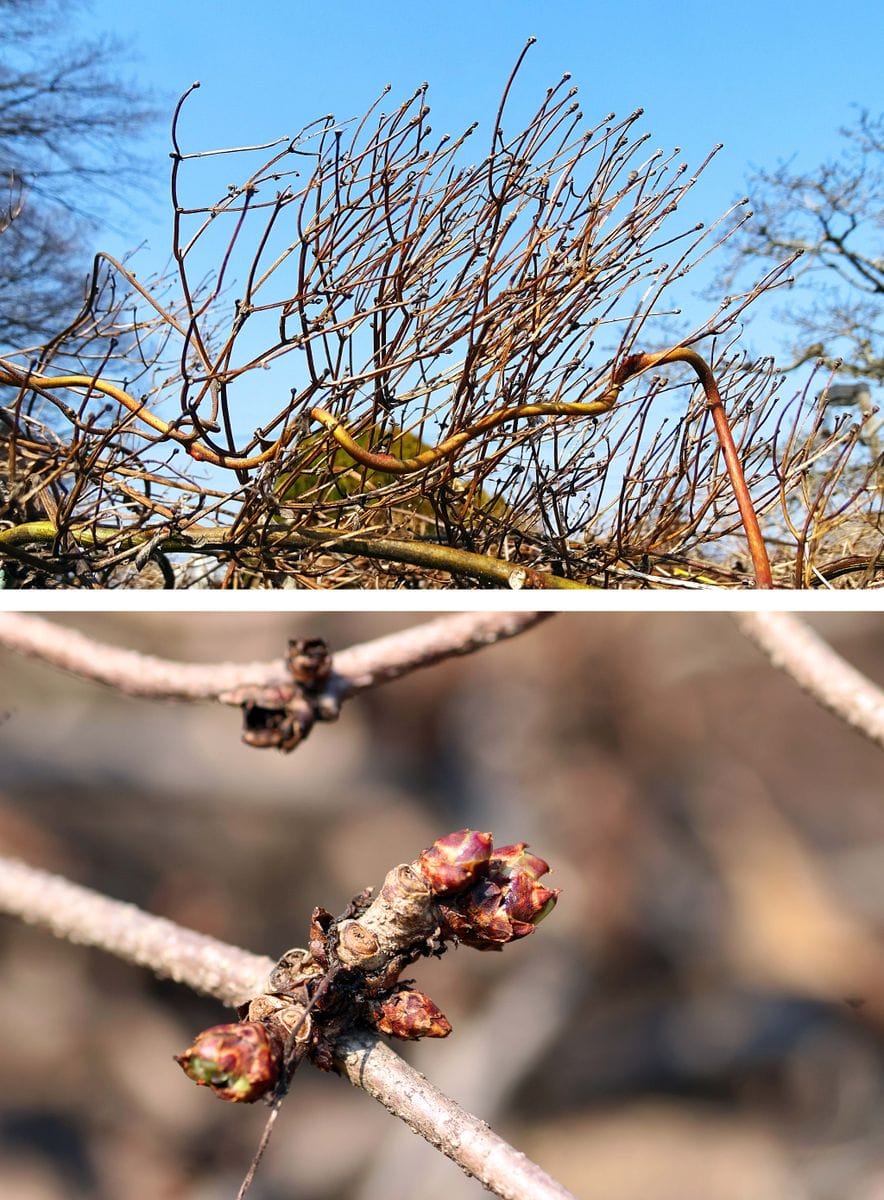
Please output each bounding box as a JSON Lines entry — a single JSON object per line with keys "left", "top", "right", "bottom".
{"left": 713, "top": 109, "right": 884, "bottom": 584}
{"left": 0, "top": 46, "right": 878, "bottom": 587}
{"left": 0, "top": 0, "right": 157, "bottom": 349}
{"left": 721, "top": 109, "right": 883, "bottom": 385}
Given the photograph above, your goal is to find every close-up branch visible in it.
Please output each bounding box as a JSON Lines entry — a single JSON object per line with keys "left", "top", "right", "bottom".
{"left": 0, "top": 848, "right": 573, "bottom": 1200}
{"left": 734, "top": 611, "right": 884, "bottom": 750}
{"left": 3, "top": 613, "right": 884, "bottom": 1199}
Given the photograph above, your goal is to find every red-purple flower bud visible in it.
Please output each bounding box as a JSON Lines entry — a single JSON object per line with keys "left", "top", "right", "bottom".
{"left": 438, "top": 879, "right": 514, "bottom": 949}
{"left": 501, "top": 875, "right": 559, "bottom": 929}
{"left": 488, "top": 843, "right": 558, "bottom": 932}
{"left": 369, "top": 987, "right": 452, "bottom": 1040}
{"left": 175, "top": 1022, "right": 280, "bottom": 1103}
{"left": 437, "top": 838, "right": 559, "bottom": 948}
{"left": 418, "top": 829, "right": 493, "bottom": 895}
{"left": 488, "top": 843, "right": 551, "bottom": 882}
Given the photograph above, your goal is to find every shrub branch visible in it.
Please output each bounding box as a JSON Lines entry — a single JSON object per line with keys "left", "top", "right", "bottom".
{"left": 0, "top": 610, "right": 547, "bottom": 699}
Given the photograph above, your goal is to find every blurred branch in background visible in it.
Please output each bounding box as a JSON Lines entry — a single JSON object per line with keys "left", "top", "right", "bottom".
{"left": 0, "top": 610, "right": 547, "bottom": 753}
{"left": 0, "top": 610, "right": 545, "bottom": 698}
{"left": 735, "top": 611, "right": 884, "bottom": 749}
{"left": 691, "top": 782, "right": 884, "bottom": 1024}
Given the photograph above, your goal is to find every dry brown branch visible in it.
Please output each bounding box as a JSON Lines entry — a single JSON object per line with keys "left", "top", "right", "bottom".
{"left": 354, "top": 944, "right": 581, "bottom": 1200}
{"left": 0, "top": 853, "right": 575, "bottom": 1200}
{"left": 4, "top": 47, "right": 832, "bottom": 588}
{"left": 0, "top": 610, "right": 546, "bottom": 700}
{"left": 734, "top": 612, "right": 884, "bottom": 749}
{"left": 338, "top": 1031, "right": 575, "bottom": 1200}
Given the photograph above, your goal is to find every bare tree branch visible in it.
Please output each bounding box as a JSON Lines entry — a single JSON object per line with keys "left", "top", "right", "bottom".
{"left": 0, "top": 852, "right": 575, "bottom": 1200}
{"left": 733, "top": 612, "right": 884, "bottom": 749}
{"left": 0, "top": 610, "right": 548, "bottom": 700}
{"left": 354, "top": 944, "right": 582, "bottom": 1200}
{"left": 0, "top": 0, "right": 159, "bottom": 347}
{"left": 717, "top": 109, "right": 883, "bottom": 384}
{"left": 0, "top": 854, "right": 272, "bottom": 1004}
{"left": 336, "top": 1030, "right": 576, "bottom": 1200}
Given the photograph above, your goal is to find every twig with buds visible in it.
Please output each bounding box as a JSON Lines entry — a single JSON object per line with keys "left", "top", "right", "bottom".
{"left": 0, "top": 611, "right": 548, "bottom": 751}
{"left": 0, "top": 832, "right": 570, "bottom": 1200}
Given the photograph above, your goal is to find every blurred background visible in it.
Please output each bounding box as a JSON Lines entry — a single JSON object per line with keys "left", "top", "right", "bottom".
{"left": 2, "top": 612, "right": 884, "bottom": 1200}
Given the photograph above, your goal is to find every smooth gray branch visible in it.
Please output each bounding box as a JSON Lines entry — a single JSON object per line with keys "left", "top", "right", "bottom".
{"left": 0, "top": 853, "right": 574, "bottom": 1200}
{"left": 336, "top": 1030, "right": 576, "bottom": 1200}
{"left": 0, "top": 611, "right": 547, "bottom": 701}
{"left": 0, "top": 854, "right": 272, "bottom": 1005}
{"left": 734, "top": 612, "right": 884, "bottom": 750}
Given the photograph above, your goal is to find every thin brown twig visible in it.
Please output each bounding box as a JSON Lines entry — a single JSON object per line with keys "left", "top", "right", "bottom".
{"left": 733, "top": 612, "right": 884, "bottom": 749}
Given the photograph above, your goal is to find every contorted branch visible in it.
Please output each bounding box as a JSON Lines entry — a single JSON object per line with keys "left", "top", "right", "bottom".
{"left": 0, "top": 853, "right": 575, "bottom": 1200}
{"left": 734, "top": 612, "right": 884, "bottom": 750}
{"left": 0, "top": 521, "right": 589, "bottom": 589}
{"left": 0, "top": 610, "right": 547, "bottom": 700}
{"left": 0, "top": 345, "right": 772, "bottom": 585}
{"left": 1, "top": 43, "right": 804, "bottom": 588}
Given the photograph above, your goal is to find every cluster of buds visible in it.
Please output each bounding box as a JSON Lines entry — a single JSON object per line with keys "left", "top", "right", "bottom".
{"left": 176, "top": 830, "right": 558, "bottom": 1102}
{"left": 224, "top": 638, "right": 341, "bottom": 754}
{"left": 419, "top": 829, "right": 558, "bottom": 950}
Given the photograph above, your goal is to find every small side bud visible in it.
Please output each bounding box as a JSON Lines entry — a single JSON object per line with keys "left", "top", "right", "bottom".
{"left": 287, "top": 637, "right": 332, "bottom": 689}
{"left": 175, "top": 1022, "right": 280, "bottom": 1103}
{"left": 418, "top": 829, "right": 493, "bottom": 894}
{"left": 369, "top": 987, "right": 452, "bottom": 1040}
{"left": 241, "top": 701, "right": 312, "bottom": 753}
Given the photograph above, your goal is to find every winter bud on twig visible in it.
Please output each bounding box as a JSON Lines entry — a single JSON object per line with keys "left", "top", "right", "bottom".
{"left": 175, "top": 1022, "right": 280, "bottom": 1102}
{"left": 176, "top": 829, "right": 558, "bottom": 1103}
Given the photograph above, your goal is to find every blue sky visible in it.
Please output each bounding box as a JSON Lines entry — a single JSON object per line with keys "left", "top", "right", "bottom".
{"left": 84, "top": 0, "right": 879, "bottom": 222}
{"left": 78, "top": 0, "right": 879, "bottom": 360}
{"left": 57, "top": 0, "right": 879, "bottom": 453}
{"left": 87, "top": 0, "right": 880, "bottom": 168}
